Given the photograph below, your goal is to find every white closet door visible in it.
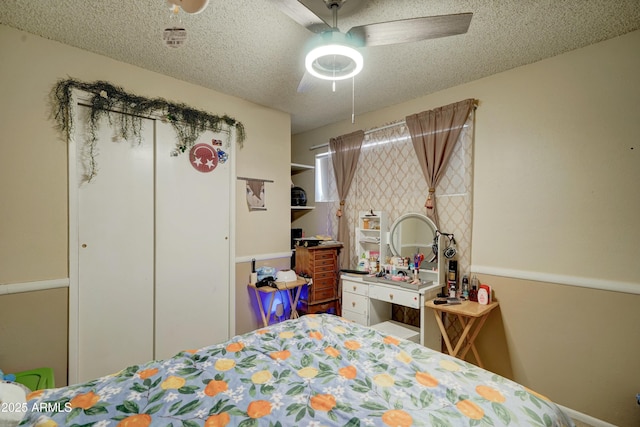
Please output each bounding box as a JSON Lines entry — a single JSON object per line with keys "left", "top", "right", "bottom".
{"left": 154, "top": 123, "right": 231, "bottom": 360}
{"left": 75, "top": 106, "right": 155, "bottom": 382}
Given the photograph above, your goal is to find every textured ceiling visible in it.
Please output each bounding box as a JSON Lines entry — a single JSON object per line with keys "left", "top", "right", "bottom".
{"left": 1, "top": 0, "right": 639, "bottom": 134}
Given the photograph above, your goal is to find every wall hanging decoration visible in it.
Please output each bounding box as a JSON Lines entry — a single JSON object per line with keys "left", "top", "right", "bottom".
{"left": 189, "top": 142, "right": 218, "bottom": 173}
{"left": 52, "top": 78, "right": 246, "bottom": 182}
{"left": 216, "top": 148, "right": 229, "bottom": 164}
{"left": 246, "top": 179, "right": 266, "bottom": 211}
{"left": 237, "top": 177, "right": 274, "bottom": 211}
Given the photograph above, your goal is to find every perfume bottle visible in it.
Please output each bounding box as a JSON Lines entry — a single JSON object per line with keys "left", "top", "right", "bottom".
{"left": 469, "top": 275, "right": 480, "bottom": 301}
{"left": 469, "top": 285, "right": 478, "bottom": 302}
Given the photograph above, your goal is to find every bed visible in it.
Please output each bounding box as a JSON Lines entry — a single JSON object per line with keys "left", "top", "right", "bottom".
{"left": 20, "top": 314, "right": 574, "bottom": 426}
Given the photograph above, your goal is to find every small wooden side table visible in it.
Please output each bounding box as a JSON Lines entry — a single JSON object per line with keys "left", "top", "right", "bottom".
{"left": 249, "top": 278, "right": 308, "bottom": 327}
{"left": 425, "top": 299, "right": 499, "bottom": 368}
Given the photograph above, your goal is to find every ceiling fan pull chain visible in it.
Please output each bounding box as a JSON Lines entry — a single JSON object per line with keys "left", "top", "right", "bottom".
{"left": 351, "top": 76, "right": 356, "bottom": 124}
{"left": 332, "top": 64, "right": 336, "bottom": 92}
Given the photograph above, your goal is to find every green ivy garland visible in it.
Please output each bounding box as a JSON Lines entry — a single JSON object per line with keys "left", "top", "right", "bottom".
{"left": 52, "top": 78, "right": 246, "bottom": 181}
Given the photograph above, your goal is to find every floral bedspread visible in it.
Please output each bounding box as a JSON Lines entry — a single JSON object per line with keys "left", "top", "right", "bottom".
{"left": 21, "top": 314, "right": 574, "bottom": 426}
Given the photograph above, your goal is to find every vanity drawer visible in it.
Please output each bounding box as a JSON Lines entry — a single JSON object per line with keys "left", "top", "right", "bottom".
{"left": 342, "top": 292, "right": 368, "bottom": 316}
{"left": 369, "top": 285, "right": 420, "bottom": 309}
{"left": 342, "top": 309, "right": 368, "bottom": 326}
{"left": 341, "top": 279, "right": 368, "bottom": 296}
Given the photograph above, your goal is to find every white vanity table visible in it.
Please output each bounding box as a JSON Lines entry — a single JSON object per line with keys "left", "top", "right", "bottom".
{"left": 342, "top": 211, "right": 446, "bottom": 351}
{"left": 341, "top": 274, "right": 442, "bottom": 350}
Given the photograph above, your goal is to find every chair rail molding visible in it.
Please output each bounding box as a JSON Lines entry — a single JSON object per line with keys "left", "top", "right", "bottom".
{"left": 0, "top": 278, "right": 70, "bottom": 296}
{"left": 471, "top": 265, "right": 639, "bottom": 295}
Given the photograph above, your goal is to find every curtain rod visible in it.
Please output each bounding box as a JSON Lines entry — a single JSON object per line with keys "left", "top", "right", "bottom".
{"left": 307, "top": 99, "right": 478, "bottom": 151}
{"left": 309, "top": 120, "right": 406, "bottom": 151}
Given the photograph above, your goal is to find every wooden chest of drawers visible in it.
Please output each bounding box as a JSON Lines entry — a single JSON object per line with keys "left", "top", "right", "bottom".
{"left": 294, "top": 243, "right": 342, "bottom": 313}
{"left": 298, "top": 298, "right": 339, "bottom": 315}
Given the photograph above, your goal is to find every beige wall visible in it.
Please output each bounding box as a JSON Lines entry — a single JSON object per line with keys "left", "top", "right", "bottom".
{"left": 0, "top": 25, "right": 290, "bottom": 386}
{"left": 0, "top": 289, "right": 68, "bottom": 387}
{"left": 292, "top": 31, "right": 640, "bottom": 426}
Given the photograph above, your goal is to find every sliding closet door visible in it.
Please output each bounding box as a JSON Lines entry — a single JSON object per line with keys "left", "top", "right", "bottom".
{"left": 154, "top": 123, "right": 231, "bottom": 360}
{"left": 74, "top": 106, "right": 155, "bottom": 382}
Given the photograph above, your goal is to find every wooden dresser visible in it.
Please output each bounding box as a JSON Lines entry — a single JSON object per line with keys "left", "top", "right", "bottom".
{"left": 294, "top": 243, "right": 342, "bottom": 315}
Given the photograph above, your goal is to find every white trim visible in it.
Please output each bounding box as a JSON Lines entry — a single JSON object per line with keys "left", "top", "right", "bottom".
{"left": 471, "top": 265, "right": 639, "bottom": 295}
{"left": 68, "top": 90, "right": 81, "bottom": 384}
{"left": 235, "top": 251, "right": 293, "bottom": 264}
{"left": 228, "top": 128, "right": 237, "bottom": 339}
{"left": 558, "top": 404, "right": 618, "bottom": 427}
{"left": 0, "top": 278, "right": 69, "bottom": 296}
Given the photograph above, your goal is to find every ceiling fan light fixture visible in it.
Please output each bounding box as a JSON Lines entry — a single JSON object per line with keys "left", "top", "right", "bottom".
{"left": 305, "top": 43, "right": 363, "bottom": 81}
{"left": 304, "top": 30, "right": 363, "bottom": 81}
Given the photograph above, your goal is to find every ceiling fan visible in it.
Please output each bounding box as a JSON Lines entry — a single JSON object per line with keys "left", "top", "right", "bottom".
{"left": 268, "top": 0, "right": 473, "bottom": 91}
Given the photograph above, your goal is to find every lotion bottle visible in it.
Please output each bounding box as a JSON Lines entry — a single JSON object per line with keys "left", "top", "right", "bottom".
{"left": 478, "top": 287, "right": 489, "bottom": 305}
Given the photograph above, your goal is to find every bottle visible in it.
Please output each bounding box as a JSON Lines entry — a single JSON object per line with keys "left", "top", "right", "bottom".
{"left": 478, "top": 287, "right": 489, "bottom": 305}
{"left": 470, "top": 275, "right": 479, "bottom": 289}
{"left": 462, "top": 275, "right": 469, "bottom": 299}
{"left": 448, "top": 281, "right": 456, "bottom": 298}
{"left": 469, "top": 285, "right": 478, "bottom": 302}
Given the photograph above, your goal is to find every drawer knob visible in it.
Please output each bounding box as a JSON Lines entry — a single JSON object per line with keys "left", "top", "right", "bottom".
{"left": 389, "top": 294, "right": 393, "bottom": 300}
{"left": 353, "top": 286, "right": 356, "bottom": 291}
{"left": 352, "top": 302, "right": 356, "bottom": 307}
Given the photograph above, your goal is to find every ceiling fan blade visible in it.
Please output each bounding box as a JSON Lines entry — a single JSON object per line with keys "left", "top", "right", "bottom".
{"left": 297, "top": 71, "right": 318, "bottom": 93}
{"left": 267, "top": 0, "right": 331, "bottom": 33}
{"left": 347, "top": 13, "right": 473, "bottom": 47}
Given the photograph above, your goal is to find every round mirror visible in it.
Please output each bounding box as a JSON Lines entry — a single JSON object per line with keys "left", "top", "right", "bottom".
{"left": 388, "top": 213, "right": 437, "bottom": 260}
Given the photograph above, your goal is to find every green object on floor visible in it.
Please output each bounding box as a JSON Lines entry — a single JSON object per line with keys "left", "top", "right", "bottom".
{"left": 13, "top": 367, "right": 55, "bottom": 391}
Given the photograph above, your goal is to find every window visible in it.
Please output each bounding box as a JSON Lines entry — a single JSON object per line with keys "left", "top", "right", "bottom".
{"left": 314, "top": 152, "right": 337, "bottom": 202}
